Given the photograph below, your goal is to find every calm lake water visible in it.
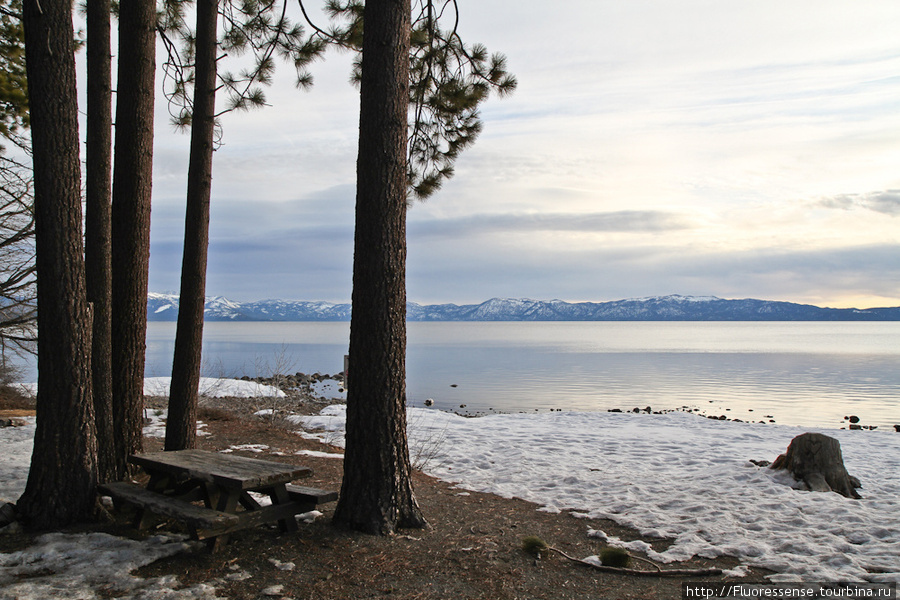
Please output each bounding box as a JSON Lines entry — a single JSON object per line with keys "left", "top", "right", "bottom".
{"left": 134, "top": 321, "right": 900, "bottom": 431}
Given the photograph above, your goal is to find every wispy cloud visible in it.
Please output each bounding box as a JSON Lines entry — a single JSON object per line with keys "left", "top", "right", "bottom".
{"left": 819, "top": 190, "right": 900, "bottom": 216}
{"left": 409, "top": 210, "right": 691, "bottom": 238}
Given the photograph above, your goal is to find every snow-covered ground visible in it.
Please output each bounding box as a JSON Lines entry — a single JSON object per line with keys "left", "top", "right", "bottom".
{"left": 13, "top": 377, "right": 287, "bottom": 400}
{"left": 0, "top": 530, "right": 222, "bottom": 600}
{"left": 308, "top": 378, "right": 346, "bottom": 401}
{"left": 143, "top": 377, "right": 286, "bottom": 399}
{"left": 3, "top": 377, "right": 898, "bottom": 595}
{"left": 295, "top": 405, "right": 900, "bottom": 583}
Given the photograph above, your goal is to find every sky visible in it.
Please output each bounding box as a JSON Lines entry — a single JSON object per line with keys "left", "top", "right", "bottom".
{"left": 142, "top": 0, "right": 900, "bottom": 308}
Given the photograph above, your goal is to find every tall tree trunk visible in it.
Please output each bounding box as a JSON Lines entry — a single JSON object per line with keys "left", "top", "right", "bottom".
{"left": 111, "top": 0, "right": 156, "bottom": 478}
{"left": 19, "top": 0, "right": 98, "bottom": 528}
{"left": 85, "top": 0, "right": 116, "bottom": 484}
{"left": 332, "top": 0, "right": 426, "bottom": 535}
{"left": 166, "top": 0, "right": 219, "bottom": 451}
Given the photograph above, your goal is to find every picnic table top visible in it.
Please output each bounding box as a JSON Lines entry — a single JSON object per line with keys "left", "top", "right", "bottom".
{"left": 130, "top": 449, "right": 312, "bottom": 491}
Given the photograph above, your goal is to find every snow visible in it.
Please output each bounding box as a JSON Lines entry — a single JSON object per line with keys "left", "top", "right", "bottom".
{"left": 295, "top": 405, "right": 900, "bottom": 583}
{"left": 142, "top": 410, "right": 210, "bottom": 439}
{"left": 309, "top": 378, "right": 346, "bottom": 401}
{"left": 14, "top": 377, "right": 286, "bottom": 400}
{"left": 143, "top": 377, "right": 285, "bottom": 398}
{"left": 0, "top": 417, "right": 35, "bottom": 504}
{"left": 0, "top": 533, "right": 222, "bottom": 600}
{"left": 4, "top": 378, "right": 899, "bottom": 592}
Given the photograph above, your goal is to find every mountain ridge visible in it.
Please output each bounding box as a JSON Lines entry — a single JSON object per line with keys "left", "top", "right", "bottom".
{"left": 147, "top": 292, "right": 900, "bottom": 322}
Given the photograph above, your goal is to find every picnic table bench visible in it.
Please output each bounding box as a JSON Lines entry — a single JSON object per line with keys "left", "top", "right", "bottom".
{"left": 99, "top": 449, "right": 337, "bottom": 551}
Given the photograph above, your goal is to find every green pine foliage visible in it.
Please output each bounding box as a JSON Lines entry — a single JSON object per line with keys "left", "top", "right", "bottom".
{"left": 521, "top": 535, "right": 550, "bottom": 556}
{"left": 0, "top": 0, "right": 28, "bottom": 138}
{"left": 159, "top": 0, "right": 325, "bottom": 134}
{"left": 599, "top": 546, "right": 632, "bottom": 568}
{"left": 322, "top": 0, "right": 517, "bottom": 200}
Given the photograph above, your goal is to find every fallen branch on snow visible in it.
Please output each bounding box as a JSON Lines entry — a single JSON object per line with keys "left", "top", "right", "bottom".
{"left": 522, "top": 536, "right": 723, "bottom": 578}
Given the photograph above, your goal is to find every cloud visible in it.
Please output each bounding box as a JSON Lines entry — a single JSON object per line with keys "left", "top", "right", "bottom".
{"left": 149, "top": 188, "right": 355, "bottom": 301}
{"left": 408, "top": 237, "right": 900, "bottom": 307}
{"left": 408, "top": 210, "right": 691, "bottom": 239}
{"left": 819, "top": 190, "right": 900, "bottom": 216}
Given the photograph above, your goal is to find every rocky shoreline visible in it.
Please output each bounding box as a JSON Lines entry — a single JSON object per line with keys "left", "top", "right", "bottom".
{"left": 216, "top": 370, "right": 900, "bottom": 433}
{"left": 605, "top": 405, "right": 895, "bottom": 431}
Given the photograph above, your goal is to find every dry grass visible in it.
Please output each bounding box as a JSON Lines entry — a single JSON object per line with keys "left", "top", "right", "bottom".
{"left": 0, "top": 387, "right": 34, "bottom": 411}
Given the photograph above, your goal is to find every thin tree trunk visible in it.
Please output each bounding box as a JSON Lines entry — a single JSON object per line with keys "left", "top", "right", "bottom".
{"left": 85, "top": 0, "right": 116, "bottom": 484}
{"left": 19, "top": 0, "right": 98, "bottom": 528}
{"left": 166, "top": 0, "right": 219, "bottom": 451}
{"left": 111, "top": 0, "right": 156, "bottom": 478}
{"left": 332, "top": 0, "right": 426, "bottom": 535}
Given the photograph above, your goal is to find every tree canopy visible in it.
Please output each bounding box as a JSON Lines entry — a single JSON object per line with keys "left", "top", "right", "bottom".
{"left": 0, "top": 0, "right": 27, "bottom": 139}
{"left": 158, "top": 0, "right": 325, "bottom": 134}
{"left": 303, "top": 0, "right": 517, "bottom": 199}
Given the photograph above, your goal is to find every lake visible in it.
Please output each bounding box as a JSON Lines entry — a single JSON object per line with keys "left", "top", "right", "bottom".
{"left": 135, "top": 321, "right": 900, "bottom": 431}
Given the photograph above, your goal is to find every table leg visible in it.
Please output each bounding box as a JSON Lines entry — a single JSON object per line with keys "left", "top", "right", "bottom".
{"left": 201, "top": 488, "right": 240, "bottom": 551}
{"left": 269, "top": 485, "right": 299, "bottom": 533}
{"left": 145, "top": 472, "right": 171, "bottom": 492}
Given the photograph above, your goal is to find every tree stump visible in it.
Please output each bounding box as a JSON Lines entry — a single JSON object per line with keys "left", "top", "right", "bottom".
{"left": 770, "top": 433, "right": 861, "bottom": 499}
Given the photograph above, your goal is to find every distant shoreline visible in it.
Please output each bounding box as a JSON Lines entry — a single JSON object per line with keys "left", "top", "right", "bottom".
{"left": 147, "top": 294, "right": 900, "bottom": 322}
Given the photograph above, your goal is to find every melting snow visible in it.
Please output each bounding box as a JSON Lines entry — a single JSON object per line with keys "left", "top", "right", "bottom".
{"left": 296, "top": 405, "right": 900, "bottom": 583}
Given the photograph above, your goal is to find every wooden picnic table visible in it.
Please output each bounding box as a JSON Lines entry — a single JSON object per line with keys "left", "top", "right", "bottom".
{"left": 100, "top": 449, "right": 335, "bottom": 551}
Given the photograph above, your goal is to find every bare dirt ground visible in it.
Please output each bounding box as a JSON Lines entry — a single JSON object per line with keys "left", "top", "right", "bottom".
{"left": 1, "top": 392, "right": 771, "bottom": 599}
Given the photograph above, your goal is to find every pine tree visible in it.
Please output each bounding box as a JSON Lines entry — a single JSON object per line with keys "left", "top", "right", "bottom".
{"left": 84, "top": 0, "right": 116, "bottom": 483}
{"left": 19, "top": 0, "right": 98, "bottom": 528}
{"left": 111, "top": 0, "right": 157, "bottom": 478}
{"left": 312, "top": 0, "right": 515, "bottom": 534}
{"left": 331, "top": 0, "right": 422, "bottom": 534}
{"left": 160, "top": 0, "right": 324, "bottom": 450}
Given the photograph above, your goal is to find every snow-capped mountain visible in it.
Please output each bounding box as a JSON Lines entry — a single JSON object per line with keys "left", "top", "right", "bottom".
{"left": 147, "top": 293, "right": 351, "bottom": 321}
{"left": 147, "top": 293, "right": 900, "bottom": 322}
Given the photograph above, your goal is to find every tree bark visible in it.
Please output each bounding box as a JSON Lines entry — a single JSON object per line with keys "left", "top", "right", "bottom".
{"left": 85, "top": 0, "right": 116, "bottom": 484}
{"left": 19, "top": 0, "right": 98, "bottom": 528}
{"left": 771, "top": 433, "right": 861, "bottom": 499}
{"left": 166, "top": 0, "right": 219, "bottom": 451}
{"left": 332, "top": 0, "right": 426, "bottom": 535}
{"left": 111, "top": 0, "right": 156, "bottom": 478}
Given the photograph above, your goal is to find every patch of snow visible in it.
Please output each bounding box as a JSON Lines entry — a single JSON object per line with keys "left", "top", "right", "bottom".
{"left": 0, "top": 532, "right": 223, "bottom": 600}
{"left": 297, "top": 510, "right": 322, "bottom": 524}
{"left": 0, "top": 416, "right": 34, "bottom": 504}
{"left": 293, "top": 449, "right": 344, "bottom": 459}
{"left": 142, "top": 409, "right": 209, "bottom": 439}
{"left": 268, "top": 558, "right": 295, "bottom": 571}
{"left": 16, "top": 377, "right": 285, "bottom": 400}
{"left": 227, "top": 444, "right": 269, "bottom": 453}
{"left": 309, "top": 378, "right": 346, "bottom": 401}
{"left": 143, "top": 377, "right": 285, "bottom": 398}
{"left": 261, "top": 584, "right": 284, "bottom": 596}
